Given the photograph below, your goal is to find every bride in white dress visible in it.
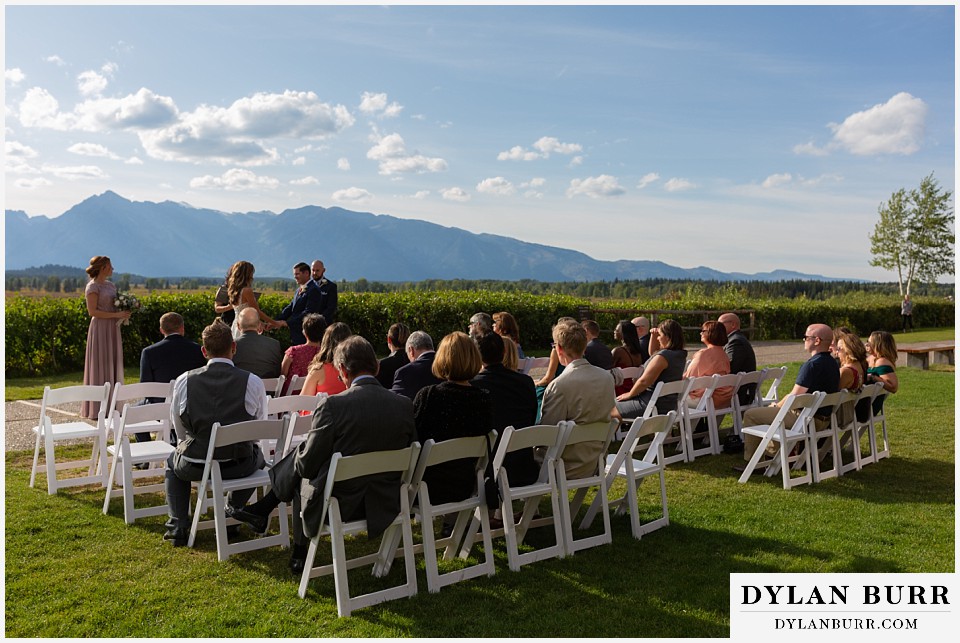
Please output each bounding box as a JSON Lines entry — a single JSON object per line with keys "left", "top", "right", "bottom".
{"left": 225, "top": 260, "right": 278, "bottom": 338}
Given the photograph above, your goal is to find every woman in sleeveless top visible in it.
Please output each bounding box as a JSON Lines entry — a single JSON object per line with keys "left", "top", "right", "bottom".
{"left": 299, "top": 322, "right": 352, "bottom": 398}
{"left": 81, "top": 256, "right": 130, "bottom": 419}
{"left": 835, "top": 330, "right": 868, "bottom": 422}
{"left": 225, "top": 260, "right": 278, "bottom": 339}
{"left": 612, "top": 319, "right": 687, "bottom": 421}
{"left": 611, "top": 320, "right": 645, "bottom": 396}
{"left": 865, "top": 330, "right": 899, "bottom": 415}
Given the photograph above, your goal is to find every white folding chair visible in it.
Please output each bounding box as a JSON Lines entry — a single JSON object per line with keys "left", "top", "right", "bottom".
{"left": 407, "top": 432, "right": 497, "bottom": 593}
{"left": 581, "top": 412, "right": 677, "bottom": 539}
{"left": 285, "top": 374, "right": 305, "bottom": 396}
{"left": 731, "top": 370, "right": 763, "bottom": 435}
{"left": 553, "top": 419, "right": 620, "bottom": 555}
{"left": 261, "top": 375, "right": 286, "bottom": 399}
{"left": 29, "top": 383, "right": 111, "bottom": 494}
{"left": 102, "top": 402, "right": 176, "bottom": 523}
{"left": 297, "top": 444, "right": 422, "bottom": 617}
{"left": 187, "top": 419, "right": 291, "bottom": 561}
{"left": 681, "top": 375, "right": 720, "bottom": 461}
{"left": 738, "top": 392, "right": 825, "bottom": 489}
{"left": 523, "top": 356, "right": 551, "bottom": 379}
{"left": 809, "top": 390, "right": 848, "bottom": 483}
{"left": 458, "top": 422, "right": 571, "bottom": 572}
{"left": 266, "top": 394, "right": 323, "bottom": 420}
{"left": 639, "top": 378, "right": 692, "bottom": 465}
{"left": 871, "top": 387, "right": 891, "bottom": 461}
{"left": 756, "top": 366, "right": 788, "bottom": 407}
{"left": 705, "top": 372, "right": 742, "bottom": 454}
{"left": 853, "top": 382, "right": 885, "bottom": 467}
{"left": 617, "top": 366, "right": 644, "bottom": 381}
{"left": 106, "top": 381, "right": 174, "bottom": 435}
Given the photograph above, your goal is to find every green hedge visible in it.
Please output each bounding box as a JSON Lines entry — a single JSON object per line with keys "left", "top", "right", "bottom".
{"left": 4, "top": 290, "right": 953, "bottom": 377}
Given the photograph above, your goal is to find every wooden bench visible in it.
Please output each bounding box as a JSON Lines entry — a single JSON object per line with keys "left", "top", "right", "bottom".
{"left": 899, "top": 342, "right": 955, "bottom": 370}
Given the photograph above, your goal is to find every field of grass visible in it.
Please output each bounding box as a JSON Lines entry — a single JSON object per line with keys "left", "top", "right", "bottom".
{"left": 4, "top": 359, "right": 953, "bottom": 637}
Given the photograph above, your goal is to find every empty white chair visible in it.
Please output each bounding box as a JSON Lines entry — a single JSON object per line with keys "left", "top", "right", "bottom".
{"left": 680, "top": 375, "right": 720, "bottom": 461}
{"left": 285, "top": 374, "right": 305, "bottom": 396}
{"left": 30, "top": 383, "right": 111, "bottom": 494}
{"left": 522, "top": 356, "right": 551, "bottom": 379}
{"left": 407, "top": 432, "right": 497, "bottom": 593}
{"left": 731, "top": 370, "right": 764, "bottom": 435}
{"left": 808, "top": 390, "right": 848, "bottom": 483}
{"left": 852, "top": 382, "right": 885, "bottom": 467}
{"left": 261, "top": 375, "right": 286, "bottom": 399}
{"left": 638, "top": 378, "right": 692, "bottom": 465}
{"left": 581, "top": 412, "right": 677, "bottom": 539}
{"left": 553, "top": 419, "right": 620, "bottom": 555}
{"left": 187, "top": 419, "right": 291, "bottom": 561}
{"left": 297, "top": 444, "right": 422, "bottom": 616}
{"left": 458, "top": 422, "right": 570, "bottom": 572}
{"left": 738, "top": 392, "right": 825, "bottom": 489}
{"left": 102, "top": 402, "right": 176, "bottom": 523}
{"left": 106, "top": 381, "right": 173, "bottom": 435}
{"left": 871, "top": 387, "right": 891, "bottom": 461}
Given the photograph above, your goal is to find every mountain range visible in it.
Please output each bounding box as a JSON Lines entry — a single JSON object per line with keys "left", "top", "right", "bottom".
{"left": 5, "top": 191, "right": 841, "bottom": 282}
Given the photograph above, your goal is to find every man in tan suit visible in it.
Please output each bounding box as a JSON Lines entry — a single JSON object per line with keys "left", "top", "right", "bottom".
{"left": 540, "top": 320, "right": 616, "bottom": 479}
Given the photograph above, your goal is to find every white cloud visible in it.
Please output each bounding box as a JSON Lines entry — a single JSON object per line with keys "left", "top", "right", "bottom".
{"left": 359, "top": 91, "right": 403, "bottom": 118}
{"left": 15, "top": 177, "right": 53, "bottom": 189}
{"left": 332, "top": 186, "right": 373, "bottom": 203}
{"left": 337, "top": 157, "right": 350, "bottom": 171}
{"left": 566, "top": 174, "right": 625, "bottom": 199}
{"left": 290, "top": 176, "right": 319, "bottom": 186}
{"left": 636, "top": 172, "right": 660, "bottom": 189}
{"left": 45, "top": 55, "right": 66, "bottom": 67}
{"left": 6, "top": 68, "right": 25, "bottom": 85}
{"left": 533, "top": 136, "right": 582, "bottom": 156}
{"left": 67, "top": 142, "right": 120, "bottom": 160}
{"left": 441, "top": 187, "right": 471, "bottom": 202}
{"left": 799, "top": 173, "right": 843, "bottom": 187}
{"left": 189, "top": 168, "right": 280, "bottom": 191}
{"left": 41, "top": 164, "right": 106, "bottom": 180}
{"left": 793, "top": 141, "right": 829, "bottom": 157}
{"left": 366, "top": 131, "right": 447, "bottom": 175}
{"left": 292, "top": 156, "right": 306, "bottom": 166}
{"left": 411, "top": 190, "right": 430, "bottom": 199}
{"left": 520, "top": 177, "right": 546, "bottom": 188}
{"left": 73, "top": 87, "right": 180, "bottom": 131}
{"left": 476, "top": 176, "right": 515, "bottom": 196}
{"left": 101, "top": 62, "right": 118, "bottom": 76}
{"left": 125, "top": 156, "right": 143, "bottom": 165}
{"left": 761, "top": 173, "right": 793, "bottom": 188}
{"left": 568, "top": 155, "right": 583, "bottom": 167}
{"left": 497, "top": 145, "right": 540, "bottom": 161}
{"left": 829, "top": 92, "right": 927, "bottom": 156}
{"left": 18, "top": 87, "right": 74, "bottom": 130}
{"left": 5, "top": 141, "right": 38, "bottom": 159}
{"left": 664, "top": 177, "right": 696, "bottom": 192}
{"left": 77, "top": 70, "right": 108, "bottom": 97}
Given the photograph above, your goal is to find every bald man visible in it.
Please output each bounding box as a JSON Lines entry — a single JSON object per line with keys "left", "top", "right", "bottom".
{"left": 737, "top": 323, "right": 839, "bottom": 467}
{"left": 311, "top": 259, "right": 338, "bottom": 323}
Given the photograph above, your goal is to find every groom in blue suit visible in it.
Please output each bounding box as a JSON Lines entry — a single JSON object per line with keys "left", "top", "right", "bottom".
{"left": 275, "top": 262, "right": 323, "bottom": 345}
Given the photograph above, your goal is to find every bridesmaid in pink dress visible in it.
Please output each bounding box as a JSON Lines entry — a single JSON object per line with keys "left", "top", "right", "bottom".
{"left": 81, "top": 256, "right": 130, "bottom": 419}
{"left": 299, "top": 322, "right": 352, "bottom": 398}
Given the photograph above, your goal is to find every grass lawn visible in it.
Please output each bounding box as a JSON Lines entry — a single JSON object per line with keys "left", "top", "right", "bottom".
{"left": 3, "top": 357, "right": 953, "bottom": 637}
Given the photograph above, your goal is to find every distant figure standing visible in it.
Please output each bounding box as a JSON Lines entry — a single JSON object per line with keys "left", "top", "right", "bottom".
{"left": 901, "top": 294, "right": 913, "bottom": 332}
{"left": 213, "top": 270, "right": 235, "bottom": 327}
{"left": 81, "top": 255, "right": 130, "bottom": 419}
{"left": 311, "top": 260, "right": 338, "bottom": 323}
{"left": 225, "top": 261, "right": 278, "bottom": 339}
{"left": 275, "top": 262, "right": 323, "bottom": 346}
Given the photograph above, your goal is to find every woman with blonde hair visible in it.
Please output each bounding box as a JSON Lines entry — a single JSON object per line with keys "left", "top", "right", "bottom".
{"left": 501, "top": 336, "right": 520, "bottom": 371}
{"left": 864, "top": 330, "right": 899, "bottom": 414}
{"left": 413, "top": 331, "right": 493, "bottom": 505}
{"left": 225, "top": 260, "right": 277, "bottom": 338}
{"left": 81, "top": 255, "right": 131, "bottom": 419}
{"left": 299, "top": 322, "right": 352, "bottom": 397}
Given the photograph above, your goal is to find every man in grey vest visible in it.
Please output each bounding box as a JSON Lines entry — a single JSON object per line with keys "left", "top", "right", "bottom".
{"left": 163, "top": 321, "right": 268, "bottom": 547}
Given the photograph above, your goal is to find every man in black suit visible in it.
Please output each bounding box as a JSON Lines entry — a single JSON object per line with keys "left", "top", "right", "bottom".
{"left": 390, "top": 330, "right": 441, "bottom": 400}
{"left": 227, "top": 336, "right": 415, "bottom": 575}
{"left": 719, "top": 312, "right": 758, "bottom": 405}
{"left": 311, "top": 259, "right": 338, "bottom": 323}
{"left": 138, "top": 312, "right": 205, "bottom": 442}
{"left": 471, "top": 332, "right": 539, "bottom": 486}
{"left": 232, "top": 307, "right": 283, "bottom": 379}
{"left": 274, "top": 262, "right": 323, "bottom": 345}
{"left": 376, "top": 322, "right": 410, "bottom": 388}
{"left": 582, "top": 320, "right": 614, "bottom": 370}
{"left": 631, "top": 316, "right": 651, "bottom": 363}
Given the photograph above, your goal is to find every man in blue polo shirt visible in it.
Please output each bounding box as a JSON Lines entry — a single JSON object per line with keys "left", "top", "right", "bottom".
{"left": 737, "top": 323, "right": 839, "bottom": 467}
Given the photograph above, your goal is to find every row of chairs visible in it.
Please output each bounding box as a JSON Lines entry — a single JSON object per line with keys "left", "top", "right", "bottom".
{"left": 737, "top": 382, "right": 890, "bottom": 489}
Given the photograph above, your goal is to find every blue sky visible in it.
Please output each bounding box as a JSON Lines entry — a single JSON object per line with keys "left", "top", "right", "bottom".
{"left": 4, "top": 4, "right": 955, "bottom": 280}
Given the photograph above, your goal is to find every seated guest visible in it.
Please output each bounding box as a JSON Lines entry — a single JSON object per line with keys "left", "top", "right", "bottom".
{"left": 534, "top": 317, "right": 577, "bottom": 420}
{"left": 685, "top": 320, "right": 733, "bottom": 411}
{"left": 280, "top": 313, "right": 326, "bottom": 394}
{"left": 865, "top": 330, "right": 899, "bottom": 415}
{"left": 540, "top": 320, "right": 616, "bottom": 479}
{"left": 631, "top": 316, "right": 651, "bottom": 363}
{"left": 163, "top": 321, "right": 267, "bottom": 547}
{"left": 611, "top": 320, "right": 644, "bottom": 395}
{"left": 719, "top": 312, "right": 757, "bottom": 406}
{"left": 834, "top": 329, "right": 868, "bottom": 422}
{"left": 232, "top": 307, "right": 283, "bottom": 379}
{"left": 391, "top": 331, "right": 442, "bottom": 400}
{"left": 502, "top": 336, "right": 520, "bottom": 371}
{"left": 300, "top": 322, "right": 352, "bottom": 397}
{"left": 413, "top": 332, "right": 493, "bottom": 505}
{"left": 582, "top": 320, "right": 614, "bottom": 370}
{"left": 612, "top": 319, "right": 687, "bottom": 421}
{"left": 376, "top": 322, "right": 411, "bottom": 388}
{"left": 227, "top": 336, "right": 415, "bottom": 575}
{"left": 493, "top": 311, "right": 525, "bottom": 358}
{"left": 468, "top": 312, "right": 493, "bottom": 340}
{"left": 472, "top": 333, "right": 539, "bottom": 486}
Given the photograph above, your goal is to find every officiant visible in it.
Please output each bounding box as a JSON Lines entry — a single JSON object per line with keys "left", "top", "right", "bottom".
{"left": 274, "top": 262, "right": 323, "bottom": 346}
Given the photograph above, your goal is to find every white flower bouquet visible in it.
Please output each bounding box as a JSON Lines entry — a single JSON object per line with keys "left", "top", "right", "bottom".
{"left": 114, "top": 291, "right": 141, "bottom": 326}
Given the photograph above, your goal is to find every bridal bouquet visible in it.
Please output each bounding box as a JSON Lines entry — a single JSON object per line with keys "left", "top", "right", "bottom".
{"left": 114, "top": 291, "right": 141, "bottom": 327}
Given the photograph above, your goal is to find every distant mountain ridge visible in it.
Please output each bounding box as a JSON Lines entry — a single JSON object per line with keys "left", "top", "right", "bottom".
{"left": 5, "top": 191, "right": 844, "bottom": 281}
